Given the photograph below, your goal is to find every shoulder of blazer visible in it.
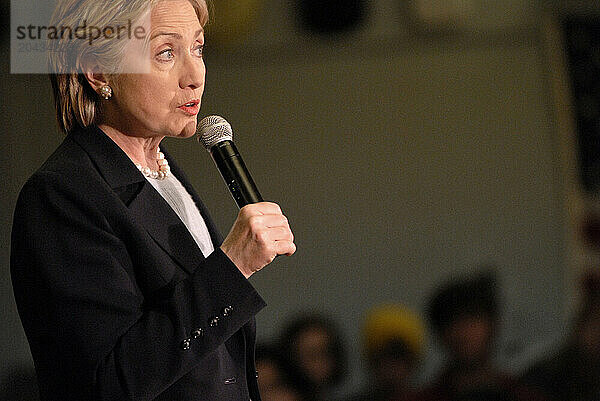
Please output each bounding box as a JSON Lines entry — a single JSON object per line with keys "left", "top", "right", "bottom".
{"left": 20, "top": 127, "right": 144, "bottom": 209}
{"left": 21, "top": 125, "right": 226, "bottom": 268}
{"left": 30, "top": 126, "right": 211, "bottom": 211}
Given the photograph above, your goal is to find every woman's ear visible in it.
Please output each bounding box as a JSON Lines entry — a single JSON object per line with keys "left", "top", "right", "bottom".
{"left": 84, "top": 65, "right": 114, "bottom": 100}
{"left": 82, "top": 63, "right": 110, "bottom": 94}
{"left": 84, "top": 67, "right": 110, "bottom": 93}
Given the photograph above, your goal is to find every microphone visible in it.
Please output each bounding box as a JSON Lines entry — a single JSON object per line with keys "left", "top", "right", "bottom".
{"left": 197, "top": 115, "right": 264, "bottom": 208}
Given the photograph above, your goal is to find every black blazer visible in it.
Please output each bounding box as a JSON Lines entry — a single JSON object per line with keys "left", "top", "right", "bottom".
{"left": 10, "top": 126, "right": 266, "bottom": 401}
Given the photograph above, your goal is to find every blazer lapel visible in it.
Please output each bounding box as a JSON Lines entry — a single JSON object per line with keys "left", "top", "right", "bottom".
{"left": 161, "top": 147, "right": 225, "bottom": 246}
{"left": 71, "top": 126, "right": 208, "bottom": 275}
{"left": 127, "top": 182, "right": 205, "bottom": 275}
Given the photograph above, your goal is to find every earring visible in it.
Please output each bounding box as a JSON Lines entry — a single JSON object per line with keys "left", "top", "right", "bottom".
{"left": 99, "top": 85, "right": 113, "bottom": 100}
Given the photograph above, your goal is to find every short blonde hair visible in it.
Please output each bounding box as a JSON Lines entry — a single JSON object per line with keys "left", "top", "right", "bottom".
{"left": 49, "top": 0, "right": 209, "bottom": 134}
{"left": 363, "top": 304, "right": 425, "bottom": 360}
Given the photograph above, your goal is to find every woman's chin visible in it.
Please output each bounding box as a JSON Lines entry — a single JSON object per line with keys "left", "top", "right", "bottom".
{"left": 171, "top": 120, "right": 199, "bottom": 138}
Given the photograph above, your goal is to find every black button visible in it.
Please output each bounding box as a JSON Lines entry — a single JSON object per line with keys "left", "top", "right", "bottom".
{"left": 181, "top": 338, "right": 191, "bottom": 350}
{"left": 222, "top": 306, "right": 233, "bottom": 317}
{"left": 209, "top": 316, "right": 220, "bottom": 327}
{"left": 255, "top": 370, "right": 259, "bottom": 378}
{"left": 192, "top": 328, "right": 203, "bottom": 339}
{"left": 224, "top": 377, "right": 237, "bottom": 385}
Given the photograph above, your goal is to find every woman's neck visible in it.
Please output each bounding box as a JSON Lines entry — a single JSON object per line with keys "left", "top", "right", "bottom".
{"left": 98, "top": 124, "right": 164, "bottom": 168}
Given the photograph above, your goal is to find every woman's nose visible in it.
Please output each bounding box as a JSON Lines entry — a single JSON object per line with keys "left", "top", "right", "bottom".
{"left": 179, "top": 53, "right": 205, "bottom": 89}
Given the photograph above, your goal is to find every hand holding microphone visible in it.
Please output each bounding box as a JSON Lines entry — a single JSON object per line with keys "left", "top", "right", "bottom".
{"left": 197, "top": 116, "right": 296, "bottom": 277}
{"left": 220, "top": 202, "right": 295, "bottom": 278}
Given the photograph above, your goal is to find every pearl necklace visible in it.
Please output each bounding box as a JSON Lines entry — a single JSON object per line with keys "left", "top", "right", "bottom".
{"left": 135, "top": 148, "right": 171, "bottom": 180}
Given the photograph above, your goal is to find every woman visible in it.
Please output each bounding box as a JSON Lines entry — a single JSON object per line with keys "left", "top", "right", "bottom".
{"left": 10, "top": 0, "right": 295, "bottom": 400}
{"left": 279, "top": 314, "right": 347, "bottom": 401}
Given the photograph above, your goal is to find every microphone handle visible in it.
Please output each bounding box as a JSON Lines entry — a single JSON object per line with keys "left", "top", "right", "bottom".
{"left": 209, "top": 140, "right": 263, "bottom": 208}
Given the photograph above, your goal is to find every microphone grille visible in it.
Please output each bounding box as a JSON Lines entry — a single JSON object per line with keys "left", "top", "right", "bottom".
{"left": 197, "top": 115, "right": 233, "bottom": 149}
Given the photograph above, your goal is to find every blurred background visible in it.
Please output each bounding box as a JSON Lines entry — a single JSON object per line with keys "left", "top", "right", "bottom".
{"left": 2, "top": 0, "right": 600, "bottom": 399}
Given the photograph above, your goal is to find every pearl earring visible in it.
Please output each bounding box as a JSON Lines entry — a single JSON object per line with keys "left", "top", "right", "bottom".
{"left": 99, "top": 85, "right": 113, "bottom": 100}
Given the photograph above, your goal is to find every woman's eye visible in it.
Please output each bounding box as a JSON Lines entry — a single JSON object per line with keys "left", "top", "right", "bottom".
{"left": 193, "top": 44, "right": 204, "bottom": 57}
{"left": 156, "top": 48, "right": 174, "bottom": 61}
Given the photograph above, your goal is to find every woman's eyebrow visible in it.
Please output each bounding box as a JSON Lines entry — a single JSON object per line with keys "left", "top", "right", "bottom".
{"left": 150, "top": 29, "right": 203, "bottom": 41}
{"left": 151, "top": 31, "right": 182, "bottom": 40}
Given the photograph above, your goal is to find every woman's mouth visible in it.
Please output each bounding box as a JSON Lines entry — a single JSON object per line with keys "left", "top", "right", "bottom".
{"left": 177, "top": 100, "right": 200, "bottom": 116}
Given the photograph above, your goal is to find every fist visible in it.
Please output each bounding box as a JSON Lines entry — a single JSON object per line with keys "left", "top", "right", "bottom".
{"left": 220, "top": 202, "right": 296, "bottom": 278}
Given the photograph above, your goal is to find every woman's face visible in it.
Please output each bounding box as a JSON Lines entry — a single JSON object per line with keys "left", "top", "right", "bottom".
{"left": 294, "top": 326, "right": 335, "bottom": 386}
{"left": 107, "top": 0, "right": 205, "bottom": 139}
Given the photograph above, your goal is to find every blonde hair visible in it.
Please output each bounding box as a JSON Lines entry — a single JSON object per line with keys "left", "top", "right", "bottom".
{"left": 48, "top": 0, "right": 209, "bottom": 134}
{"left": 363, "top": 304, "right": 425, "bottom": 360}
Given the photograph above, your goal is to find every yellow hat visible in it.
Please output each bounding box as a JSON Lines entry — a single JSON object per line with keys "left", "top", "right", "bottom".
{"left": 363, "top": 304, "right": 425, "bottom": 359}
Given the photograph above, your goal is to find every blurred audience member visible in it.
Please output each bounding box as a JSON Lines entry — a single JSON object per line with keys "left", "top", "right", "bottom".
{"left": 280, "top": 313, "right": 347, "bottom": 401}
{"left": 417, "top": 272, "right": 544, "bottom": 401}
{"left": 521, "top": 270, "right": 600, "bottom": 401}
{"left": 256, "top": 343, "right": 302, "bottom": 401}
{"left": 345, "top": 304, "right": 425, "bottom": 401}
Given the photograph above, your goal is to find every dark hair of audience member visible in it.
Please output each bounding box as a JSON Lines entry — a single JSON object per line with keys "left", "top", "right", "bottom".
{"left": 427, "top": 271, "right": 499, "bottom": 336}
